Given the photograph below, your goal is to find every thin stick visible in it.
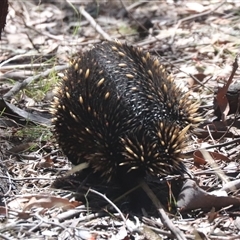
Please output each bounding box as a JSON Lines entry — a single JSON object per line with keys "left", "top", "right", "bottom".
{"left": 0, "top": 63, "right": 53, "bottom": 70}
{"left": 0, "top": 53, "right": 36, "bottom": 68}
{"left": 79, "top": 6, "right": 112, "bottom": 41}
{"left": 170, "top": 0, "right": 226, "bottom": 44}
{"left": 3, "top": 65, "right": 68, "bottom": 99}
{"left": 88, "top": 188, "right": 127, "bottom": 223}
{"left": 140, "top": 180, "right": 187, "bottom": 240}
{"left": 186, "top": 137, "right": 240, "bottom": 155}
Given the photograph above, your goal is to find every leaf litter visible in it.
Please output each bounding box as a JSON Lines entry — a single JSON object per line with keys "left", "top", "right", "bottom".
{"left": 1, "top": 0, "right": 240, "bottom": 239}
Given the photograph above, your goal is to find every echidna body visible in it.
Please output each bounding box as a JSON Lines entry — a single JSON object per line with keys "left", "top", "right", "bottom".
{"left": 52, "top": 41, "right": 200, "bottom": 182}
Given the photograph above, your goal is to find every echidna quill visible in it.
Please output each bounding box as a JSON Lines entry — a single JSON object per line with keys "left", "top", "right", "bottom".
{"left": 52, "top": 41, "right": 200, "bottom": 183}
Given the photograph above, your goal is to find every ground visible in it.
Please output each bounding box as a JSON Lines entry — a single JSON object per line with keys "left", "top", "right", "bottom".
{"left": 0, "top": 0, "right": 240, "bottom": 239}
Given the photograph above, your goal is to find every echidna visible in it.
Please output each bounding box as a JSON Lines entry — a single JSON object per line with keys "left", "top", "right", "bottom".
{"left": 52, "top": 41, "right": 200, "bottom": 183}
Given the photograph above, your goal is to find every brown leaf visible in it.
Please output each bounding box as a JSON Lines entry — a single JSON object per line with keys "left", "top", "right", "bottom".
{"left": 194, "top": 150, "right": 230, "bottom": 166}
{"left": 38, "top": 156, "right": 54, "bottom": 168}
{"left": 214, "top": 56, "right": 239, "bottom": 121}
{"left": 207, "top": 207, "right": 219, "bottom": 223}
{"left": 215, "top": 85, "right": 230, "bottom": 122}
{"left": 8, "top": 142, "right": 36, "bottom": 154}
{"left": 22, "top": 195, "right": 81, "bottom": 211}
{"left": 17, "top": 211, "right": 31, "bottom": 220}
{"left": 0, "top": 206, "right": 7, "bottom": 218}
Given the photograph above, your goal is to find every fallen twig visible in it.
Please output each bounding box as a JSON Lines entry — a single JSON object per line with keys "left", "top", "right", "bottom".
{"left": 170, "top": 0, "right": 227, "bottom": 44}
{"left": 3, "top": 65, "right": 68, "bottom": 99}
{"left": 79, "top": 6, "right": 112, "bottom": 41}
{"left": 88, "top": 188, "right": 126, "bottom": 223}
{"left": 141, "top": 180, "right": 187, "bottom": 240}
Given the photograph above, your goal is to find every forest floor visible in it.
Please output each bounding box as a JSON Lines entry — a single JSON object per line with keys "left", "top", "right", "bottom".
{"left": 1, "top": 0, "right": 240, "bottom": 239}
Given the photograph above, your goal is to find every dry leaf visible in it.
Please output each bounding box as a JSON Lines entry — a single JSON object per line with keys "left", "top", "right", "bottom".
{"left": 186, "top": 2, "right": 205, "bottom": 13}
{"left": 38, "top": 155, "right": 54, "bottom": 168}
{"left": 207, "top": 207, "right": 219, "bottom": 223}
{"left": 21, "top": 195, "right": 81, "bottom": 211}
{"left": 0, "top": 206, "right": 7, "bottom": 218}
{"left": 177, "top": 179, "right": 240, "bottom": 212}
{"left": 194, "top": 150, "right": 229, "bottom": 166}
{"left": 215, "top": 85, "right": 230, "bottom": 122}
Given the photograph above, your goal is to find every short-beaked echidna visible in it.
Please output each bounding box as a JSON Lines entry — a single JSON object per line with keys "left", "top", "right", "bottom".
{"left": 52, "top": 41, "right": 200, "bottom": 183}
